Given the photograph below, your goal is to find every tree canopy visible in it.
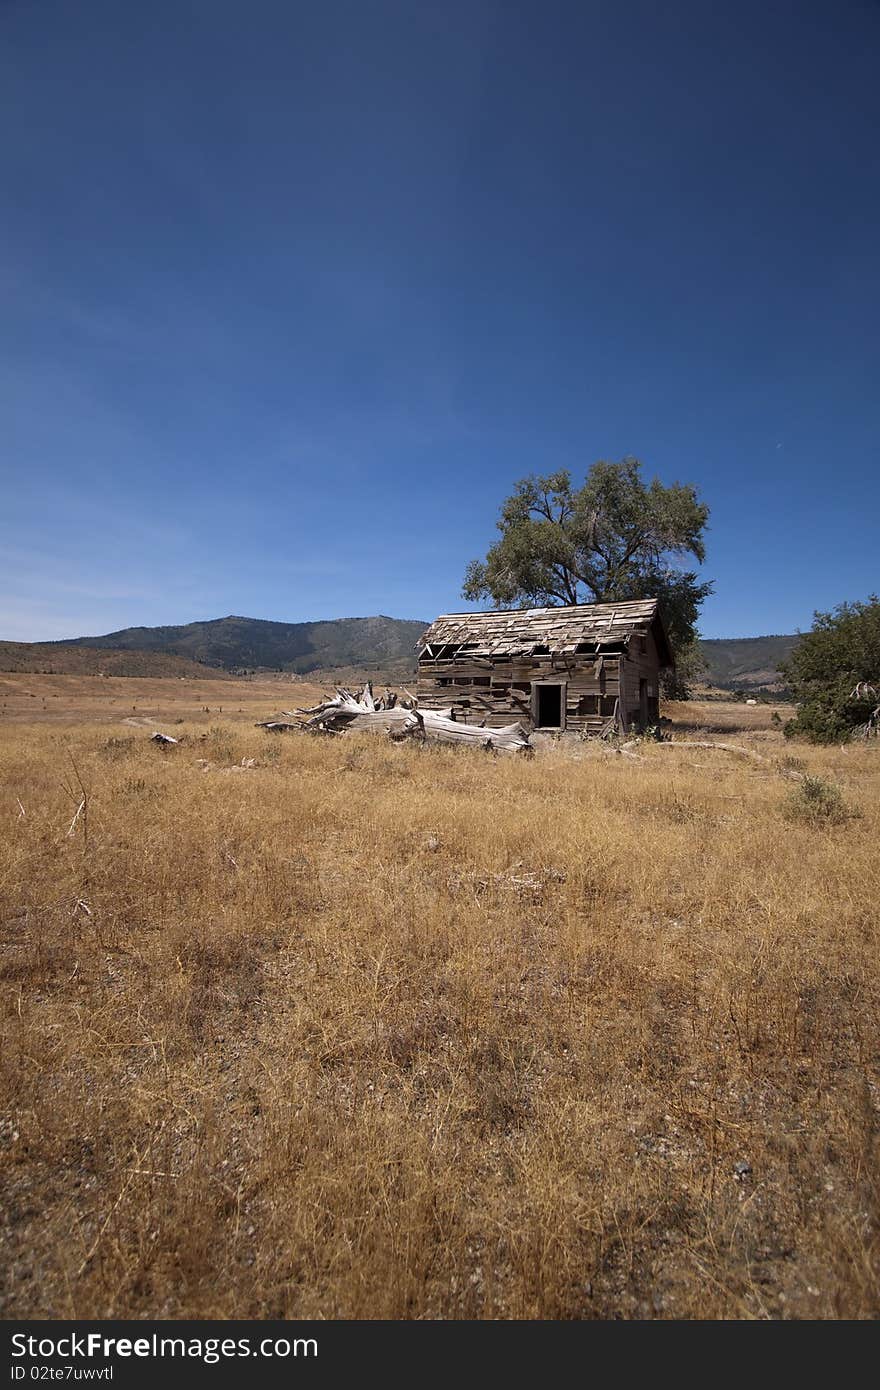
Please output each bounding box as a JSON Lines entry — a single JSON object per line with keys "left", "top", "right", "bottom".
{"left": 462, "top": 459, "right": 712, "bottom": 693}
{"left": 783, "top": 596, "right": 880, "bottom": 742}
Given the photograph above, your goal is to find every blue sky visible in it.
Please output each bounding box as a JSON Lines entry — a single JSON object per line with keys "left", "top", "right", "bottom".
{"left": 2, "top": 0, "right": 878, "bottom": 641}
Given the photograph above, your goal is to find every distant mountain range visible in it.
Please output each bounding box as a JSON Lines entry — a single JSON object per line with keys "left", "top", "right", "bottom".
{"left": 0, "top": 615, "right": 801, "bottom": 689}
{"left": 43, "top": 615, "right": 427, "bottom": 677}
{"left": 698, "top": 633, "right": 799, "bottom": 689}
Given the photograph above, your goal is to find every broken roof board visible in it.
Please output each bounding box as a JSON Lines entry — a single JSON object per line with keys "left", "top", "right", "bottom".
{"left": 417, "top": 599, "right": 674, "bottom": 667}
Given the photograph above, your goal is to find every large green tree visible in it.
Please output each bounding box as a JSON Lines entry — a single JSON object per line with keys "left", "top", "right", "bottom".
{"left": 782, "top": 596, "right": 880, "bottom": 742}
{"left": 462, "top": 458, "right": 712, "bottom": 694}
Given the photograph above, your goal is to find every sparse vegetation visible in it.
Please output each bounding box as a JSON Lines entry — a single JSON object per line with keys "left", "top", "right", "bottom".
{"left": 0, "top": 684, "right": 878, "bottom": 1319}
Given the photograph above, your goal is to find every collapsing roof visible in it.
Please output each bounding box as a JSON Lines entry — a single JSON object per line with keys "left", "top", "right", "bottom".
{"left": 417, "top": 598, "right": 674, "bottom": 667}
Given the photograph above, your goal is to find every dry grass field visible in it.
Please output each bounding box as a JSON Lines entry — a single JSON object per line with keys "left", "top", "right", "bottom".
{"left": 0, "top": 677, "right": 877, "bottom": 1319}
{"left": 0, "top": 672, "right": 325, "bottom": 728}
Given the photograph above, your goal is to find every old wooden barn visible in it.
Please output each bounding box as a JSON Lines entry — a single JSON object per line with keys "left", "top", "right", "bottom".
{"left": 415, "top": 598, "right": 673, "bottom": 737}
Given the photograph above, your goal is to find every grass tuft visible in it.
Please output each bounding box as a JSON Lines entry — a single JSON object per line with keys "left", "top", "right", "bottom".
{"left": 783, "top": 775, "right": 853, "bottom": 826}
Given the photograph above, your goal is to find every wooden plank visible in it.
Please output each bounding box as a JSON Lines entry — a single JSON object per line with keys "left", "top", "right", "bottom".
{"left": 618, "top": 657, "right": 628, "bottom": 734}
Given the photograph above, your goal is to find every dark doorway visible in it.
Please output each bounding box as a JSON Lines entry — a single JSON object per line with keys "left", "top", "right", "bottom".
{"left": 535, "top": 683, "right": 563, "bottom": 728}
{"left": 639, "top": 678, "right": 648, "bottom": 728}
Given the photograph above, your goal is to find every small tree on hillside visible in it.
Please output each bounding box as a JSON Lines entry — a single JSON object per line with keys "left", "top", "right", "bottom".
{"left": 462, "top": 458, "right": 712, "bottom": 696}
{"left": 783, "top": 596, "right": 880, "bottom": 742}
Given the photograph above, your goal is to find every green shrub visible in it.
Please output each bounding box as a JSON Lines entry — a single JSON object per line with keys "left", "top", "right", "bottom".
{"left": 783, "top": 776, "right": 851, "bottom": 827}
{"left": 783, "top": 597, "right": 880, "bottom": 743}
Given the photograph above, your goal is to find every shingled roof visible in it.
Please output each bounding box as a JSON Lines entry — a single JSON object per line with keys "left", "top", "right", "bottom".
{"left": 417, "top": 598, "right": 674, "bottom": 666}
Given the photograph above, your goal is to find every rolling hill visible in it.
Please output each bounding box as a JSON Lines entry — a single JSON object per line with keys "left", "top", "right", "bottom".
{"left": 698, "top": 633, "right": 800, "bottom": 689}
{"left": 0, "top": 642, "right": 228, "bottom": 679}
{"left": 47, "top": 614, "right": 428, "bottom": 677}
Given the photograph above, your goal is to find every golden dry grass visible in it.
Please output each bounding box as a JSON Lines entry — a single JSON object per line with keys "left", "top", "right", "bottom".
{"left": 0, "top": 672, "right": 326, "bottom": 727}
{"left": 0, "top": 685, "right": 878, "bottom": 1319}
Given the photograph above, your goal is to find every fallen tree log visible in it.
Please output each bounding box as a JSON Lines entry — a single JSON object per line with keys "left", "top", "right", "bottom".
{"left": 396, "top": 708, "right": 530, "bottom": 753}
{"left": 618, "top": 738, "right": 804, "bottom": 779}
{"left": 267, "top": 682, "right": 531, "bottom": 753}
{"left": 347, "top": 707, "right": 452, "bottom": 734}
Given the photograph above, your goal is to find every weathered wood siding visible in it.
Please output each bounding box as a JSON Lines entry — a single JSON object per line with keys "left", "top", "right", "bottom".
{"left": 416, "top": 653, "right": 629, "bottom": 735}
{"left": 620, "top": 629, "right": 662, "bottom": 728}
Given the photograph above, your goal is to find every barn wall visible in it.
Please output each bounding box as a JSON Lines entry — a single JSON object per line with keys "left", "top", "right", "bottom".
{"left": 620, "top": 629, "right": 662, "bottom": 727}
{"left": 416, "top": 654, "right": 625, "bottom": 734}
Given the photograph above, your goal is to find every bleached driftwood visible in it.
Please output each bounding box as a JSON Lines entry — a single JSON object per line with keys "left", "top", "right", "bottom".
{"left": 347, "top": 707, "right": 452, "bottom": 734}
{"left": 619, "top": 738, "right": 804, "bottom": 780}
{"left": 850, "top": 682, "right": 879, "bottom": 738}
{"left": 271, "top": 682, "right": 531, "bottom": 753}
{"left": 396, "top": 707, "right": 530, "bottom": 753}
{"left": 291, "top": 687, "right": 398, "bottom": 732}
{"left": 620, "top": 737, "right": 772, "bottom": 763}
